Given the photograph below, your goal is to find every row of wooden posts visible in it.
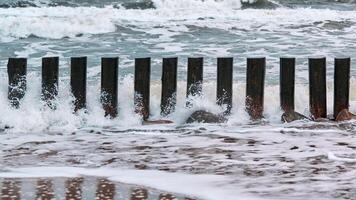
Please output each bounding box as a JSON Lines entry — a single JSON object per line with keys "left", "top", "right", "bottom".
{"left": 6, "top": 57, "right": 351, "bottom": 120}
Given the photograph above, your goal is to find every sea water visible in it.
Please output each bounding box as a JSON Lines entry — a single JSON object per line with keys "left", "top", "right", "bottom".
{"left": 1, "top": 0, "right": 356, "bottom": 199}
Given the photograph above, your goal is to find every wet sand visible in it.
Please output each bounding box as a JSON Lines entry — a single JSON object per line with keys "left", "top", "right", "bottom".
{"left": 2, "top": 122, "right": 356, "bottom": 199}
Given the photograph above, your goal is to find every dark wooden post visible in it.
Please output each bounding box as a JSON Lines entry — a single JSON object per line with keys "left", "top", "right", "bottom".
{"left": 309, "top": 57, "right": 327, "bottom": 119}
{"left": 186, "top": 57, "right": 203, "bottom": 107}
{"left": 71, "top": 57, "right": 87, "bottom": 112}
{"left": 7, "top": 58, "right": 27, "bottom": 108}
{"left": 42, "top": 57, "right": 59, "bottom": 109}
{"left": 217, "top": 57, "right": 233, "bottom": 114}
{"left": 161, "top": 57, "right": 177, "bottom": 116}
{"left": 280, "top": 58, "right": 295, "bottom": 112}
{"left": 101, "top": 57, "right": 118, "bottom": 118}
{"left": 334, "top": 58, "right": 350, "bottom": 119}
{"left": 135, "top": 57, "right": 151, "bottom": 120}
{"left": 246, "top": 58, "right": 266, "bottom": 120}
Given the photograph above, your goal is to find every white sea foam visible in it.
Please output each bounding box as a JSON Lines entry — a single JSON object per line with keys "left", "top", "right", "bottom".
{"left": 0, "top": 70, "right": 355, "bottom": 132}
{"left": 151, "top": 0, "right": 244, "bottom": 10}
{"left": 0, "top": 5, "right": 356, "bottom": 41}
{"left": 0, "top": 7, "right": 117, "bottom": 40}
{"left": 328, "top": 152, "right": 356, "bottom": 163}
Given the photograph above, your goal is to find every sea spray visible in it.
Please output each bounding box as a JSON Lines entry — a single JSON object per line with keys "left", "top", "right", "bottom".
{"left": 0, "top": 71, "right": 355, "bottom": 132}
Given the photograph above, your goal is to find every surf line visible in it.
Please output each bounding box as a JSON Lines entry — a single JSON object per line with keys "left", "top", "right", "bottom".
{"left": 5, "top": 56, "right": 356, "bottom": 125}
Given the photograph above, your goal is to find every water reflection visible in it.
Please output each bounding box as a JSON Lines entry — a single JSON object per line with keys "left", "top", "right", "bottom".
{"left": 159, "top": 193, "right": 176, "bottom": 200}
{"left": 36, "top": 179, "right": 54, "bottom": 200}
{"left": 96, "top": 179, "right": 116, "bottom": 200}
{"left": 66, "top": 178, "right": 83, "bottom": 200}
{"left": 0, "top": 177, "right": 196, "bottom": 200}
{"left": 130, "top": 188, "right": 147, "bottom": 200}
{"left": 1, "top": 179, "right": 21, "bottom": 200}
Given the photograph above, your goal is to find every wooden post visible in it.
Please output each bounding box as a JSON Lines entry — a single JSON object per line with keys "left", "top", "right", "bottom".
{"left": 334, "top": 58, "right": 350, "bottom": 119}
{"left": 217, "top": 57, "right": 233, "bottom": 114}
{"left": 101, "top": 57, "right": 118, "bottom": 118}
{"left": 186, "top": 57, "right": 203, "bottom": 107}
{"left": 135, "top": 57, "right": 151, "bottom": 120}
{"left": 246, "top": 58, "right": 266, "bottom": 120}
{"left": 309, "top": 57, "right": 327, "bottom": 119}
{"left": 161, "top": 57, "right": 177, "bottom": 116}
{"left": 71, "top": 57, "right": 87, "bottom": 112}
{"left": 42, "top": 57, "right": 59, "bottom": 109}
{"left": 7, "top": 58, "right": 27, "bottom": 108}
{"left": 280, "top": 58, "right": 295, "bottom": 112}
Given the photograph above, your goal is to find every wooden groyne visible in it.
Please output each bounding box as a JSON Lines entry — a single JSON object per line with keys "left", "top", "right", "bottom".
{"left": 5, "top": 57, "right": 353, "bottom": 121}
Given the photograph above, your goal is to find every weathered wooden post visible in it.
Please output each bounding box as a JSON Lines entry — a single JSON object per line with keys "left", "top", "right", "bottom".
{"left": 42, "top": 57, "right": 59, "bottom": 109}
{"left": 309, "top": 57, "right": 327, "bottom": 119}
{"left": 101, "top": 57, "right": 118, "bottom": 118}
{"left": 161, "top": 57, "right": 177, "bottom": 116}
{"left": 186, "top": 57, "right": 203, "bottom": 107}
{"left": 7, "top": 58, "right": 27, "bottom": 108}
{"left": 135, "top": 57, "right": 151, "bottom": 120}
{"left": 280, "top": 57, "right": 295, "bottom": 112}
{"left": 334, "top": 58, "right": 350, "bottom": 119}
{"left": 246, "top": 57, "right": 266, "bottom": 120}
{"left": 71, "top": 57, "right": 87, "bottom": 112}
{"left": 217, "top": 57, "right": 233, "bottom": 114}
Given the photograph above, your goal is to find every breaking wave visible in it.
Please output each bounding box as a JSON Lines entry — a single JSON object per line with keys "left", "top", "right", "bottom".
{"left": 0, "top": 73, "right": 355, "bottom": 132}
{"left": 0, "top": 5, "right": 355, "bottom": 41}
{"left": 1, "top": 0, "right": 356, "bottom": 9}
{"left": 0, "top": 0, "right": 275, "bottom": 9}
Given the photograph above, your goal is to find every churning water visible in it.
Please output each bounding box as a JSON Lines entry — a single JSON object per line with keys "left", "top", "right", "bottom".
{"left": 1, "top": 0, "right": 356, "bottom": 199}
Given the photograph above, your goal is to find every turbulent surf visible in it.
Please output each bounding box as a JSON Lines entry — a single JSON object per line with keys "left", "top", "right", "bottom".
{"left": 1, "top": 0, "right": 356, "bottom": 199}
